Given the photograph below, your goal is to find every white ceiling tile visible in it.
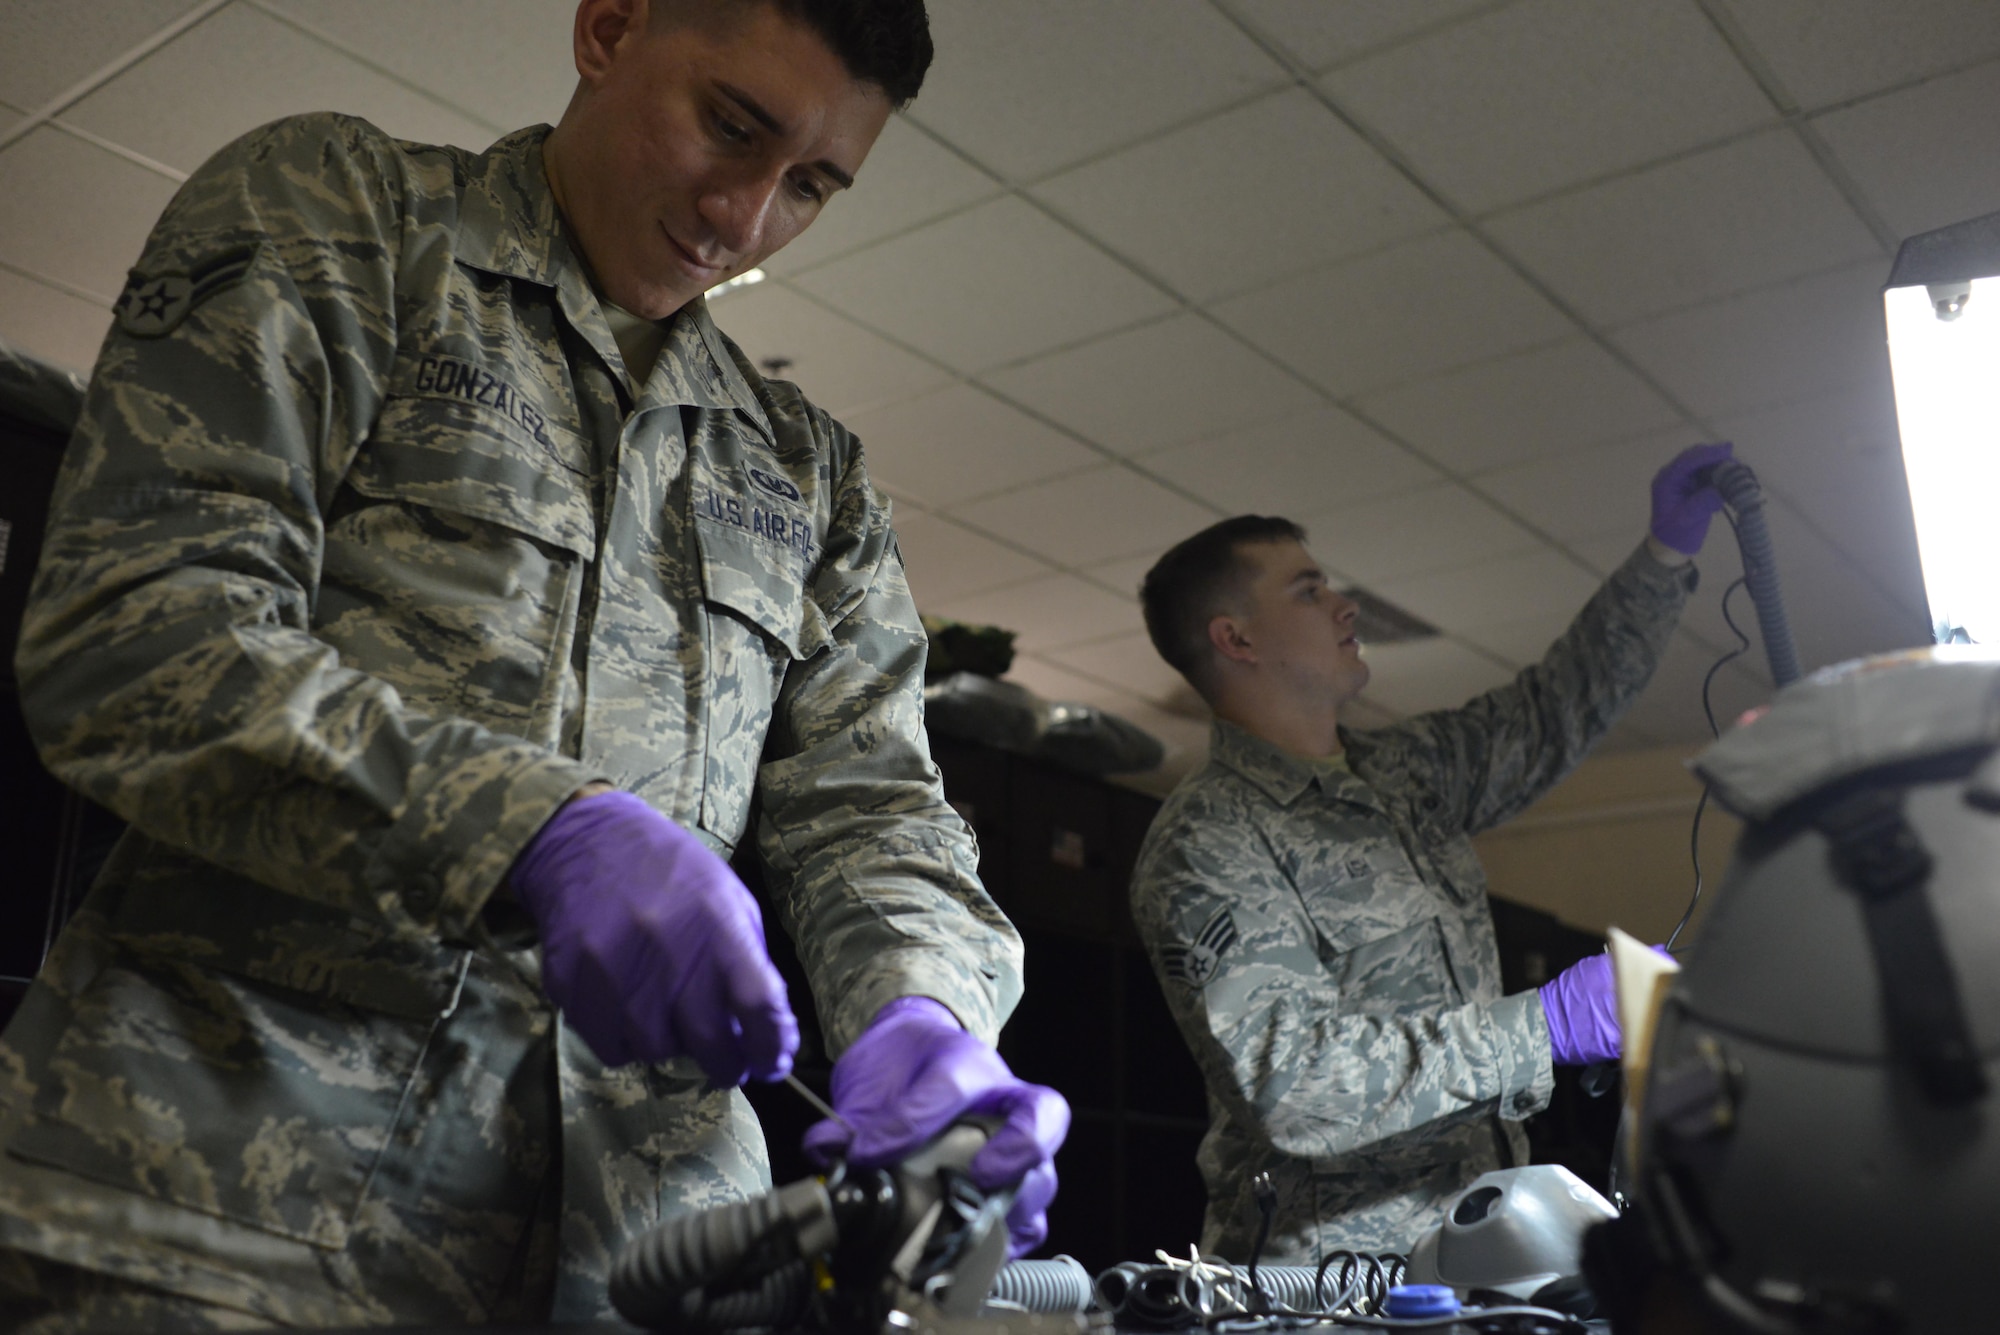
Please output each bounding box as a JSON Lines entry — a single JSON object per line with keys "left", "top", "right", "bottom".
{"left": 1139, "top": 404, "right": 1439, "bottom": 517}
{"left": 1708, "top": 386, "right": 1929, "bottom": 615}
{"left": 0, "top": 267, "right": 112, "bottom": 373}
{"left": 1486, "top": 129, "right": 1884, "bottom": 327}
{"left": 710, "top": 282, "right": 952, "bottom": 417}
{"left": 0, "top": 103, "right": 21, "bottom": 136}
{"left": 260, "top": 0, "right": 568, "bottom": 132}
{"left": 1029, "top": 88, "right": 1448, "bottom": 302}
{"left": 63, "top": 3, "right": 496, "bottom": 175}
{"left": 1353, "top": 637, "right": 1516, "bottom": 717}
{"left": 1356, "top": 337, "right": 1684, "bottom": 474}
{"left": 1473, "top": 427, "right": 1694, "bottom": 542}
{"left": 764, "top": 116, "right": 1001, "bottom": 275}
{"left": 1776, "top": 467, "right": 1927, "bottom": 617}
{"left": 792, "top": 196, "right": 1175, "bottom": 374}
{"left": 1298, "top": 482, "right": 1543, "bottom": 584}
{"left": 1210, "top": 228, "right": 1573, "bottom": 397}
{"left": 1569, "top": 529, "right": 1653, "bottom": 578}
{"left": 0, "top": 127, "right": 179, "bottom": 300}
{"left": 1760, "top": 501, "right": 1931, "bottom": 672}
{"left": 1610, "top": 261, "right": 1891, "bottom": 420}
{"left": 1044, "top": 630, "right": 1190, "bottom": 708}
{"left": 1708, "top": 379, "right": 1903, "bottom": 507}
{"left": 1003, "top": 652, "right": 1132, "bottom": 704}
{"left": 1083, "top": 554, "right": 1163, "bottom": 603}
{"left": 891, "top": 509, "right": 1052, "bottom": 608}
{"left": 934, "top": 572, "right": 1145, "bottom": 652}
{"left": 1374, "top": 549, "right": 1601, "bottom": 637}
{"left": 948, "top": 463, "right": 1217, "bottom": 568}
{"left": 983, "top": 314, "right": 1320, "bottom": 457}
{"left": 1323, "top": 0, "right": 1774, "bottom": 214}
{"left": 910, "top": 0, "right": 1289, "bottom": 182}
{"left": 1456, "top": 618, "right": 1571, "bottom": 668}
{"left": 1714, "top": 0, "right": 2000, "bottom": 110}
{"left": 0, "top": 0, "right": 206, "bottom": 112}
{"left": 1225, "top": 0, "right": 1502, "bottom": 73}
{"left": 1813, "top": 59, "right": 2000, "bottom": 242}
{"left": 840, "top": 383, "right": 1101, "bottom": 508}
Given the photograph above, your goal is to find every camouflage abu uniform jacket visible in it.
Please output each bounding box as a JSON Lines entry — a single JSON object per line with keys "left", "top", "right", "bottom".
{"left": 0, "top": 115, "right": 1019, "bottom": 1326}
{"left": 1131, "top": 544, "right": 1691, "bottom": 1262}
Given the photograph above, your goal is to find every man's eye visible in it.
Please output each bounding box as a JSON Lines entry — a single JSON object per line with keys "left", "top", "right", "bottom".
{"left": 712, "top": 112, "right": 751, "bottom": 144}
{"left": 791, "top": 174, "right": 826, "bottom": 204}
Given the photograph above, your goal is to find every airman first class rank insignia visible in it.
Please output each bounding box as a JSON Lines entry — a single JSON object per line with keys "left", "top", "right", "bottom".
{"left": 115, "top": 242, "right": 260, "bottom": 338}
{"left": 1163, "top": 908, "right": 1238, "bottom": 988}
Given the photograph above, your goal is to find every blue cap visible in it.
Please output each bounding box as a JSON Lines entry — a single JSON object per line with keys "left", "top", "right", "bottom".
{"left": 1384, "top": 1284, "right": 1461, "bottom": 1319}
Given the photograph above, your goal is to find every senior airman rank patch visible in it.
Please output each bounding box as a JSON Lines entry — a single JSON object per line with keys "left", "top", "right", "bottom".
{"left": 115, "top": 242, "right": 260, "bottom": 338}
{"left": 1163, "top": 908, "right": 1238, "bottom": 988}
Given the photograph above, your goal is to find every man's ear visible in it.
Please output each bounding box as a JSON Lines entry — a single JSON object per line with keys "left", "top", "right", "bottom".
{"left": 574, "top": 0, "right": 645, "bottom": 83}
{"left": 1207, "top": 613, "right": 1256, "bottom": 667}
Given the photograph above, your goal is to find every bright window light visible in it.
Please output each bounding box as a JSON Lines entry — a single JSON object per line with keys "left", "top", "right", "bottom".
{"left": 1885, "top": 274, "right": 2000, "bottom": 644}
{"left": 709, "top": 267, "right": 766, "bottom": 298}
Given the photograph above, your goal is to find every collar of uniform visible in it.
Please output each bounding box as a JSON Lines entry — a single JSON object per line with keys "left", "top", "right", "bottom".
{"left": 1209, "top": 718, "right": 1318, "bottom": 806}
{"left": 456, "top": 125, "right": 570, "bottom": 288}
{"left": 454, "top": 126, "right": 767, "bottom": 421}
{"left": 1210, "top": 717, "right": 1390, "bottom": 814}
{"left": 650, "top": 296, "right": 767, "bottom": 420}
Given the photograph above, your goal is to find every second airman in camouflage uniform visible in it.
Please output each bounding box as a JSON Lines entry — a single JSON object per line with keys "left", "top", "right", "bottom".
{"left": 1131, "top": 496, "right": 1714, "bottom": 1263}
{"left": 0, "top": 1, "right": 1060, "bottom": 1327}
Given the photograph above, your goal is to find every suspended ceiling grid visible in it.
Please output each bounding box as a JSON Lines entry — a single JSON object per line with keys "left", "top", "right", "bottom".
{"left": 4, "top": 0, "right": 1998, "bottom": 790}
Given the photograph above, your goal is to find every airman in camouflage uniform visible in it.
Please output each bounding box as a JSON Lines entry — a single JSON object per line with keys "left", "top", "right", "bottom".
{"left": 0, "top": 4, "right": 1027, "bottom": 1326}
{"left": 1131, "top": 522, "right": 1697, "bottom": 1264}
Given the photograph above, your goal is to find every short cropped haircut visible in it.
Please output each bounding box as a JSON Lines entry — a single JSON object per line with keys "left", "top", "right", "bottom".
{"left": 1140, "top": 515, "right": 1306, "bottom": 699}
{"left": 677, "top": 0, "right": 932, "bottom": 106}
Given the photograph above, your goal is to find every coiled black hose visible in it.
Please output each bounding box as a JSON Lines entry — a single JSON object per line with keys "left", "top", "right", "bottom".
{"left": 1707, "top": 460, "right": 1800, "bottom": 689}
{"left": 608, "top": 1179, "right": 827, "bottom": 1330}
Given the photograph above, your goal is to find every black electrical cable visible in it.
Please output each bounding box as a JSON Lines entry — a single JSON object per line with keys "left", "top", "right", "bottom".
{"left": 1667, "top": 574, "right": 1753, "bottom": 952}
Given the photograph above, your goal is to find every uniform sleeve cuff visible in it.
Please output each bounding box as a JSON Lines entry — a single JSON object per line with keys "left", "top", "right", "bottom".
{"left": 1488, "top": 990, "right": 1557, "bottom": 1122}
{"left": 364, "top": 744, "right": 608, "bottom": 940}
{"left": 826, "top": 952, "right": 1004, "bottom": 1054}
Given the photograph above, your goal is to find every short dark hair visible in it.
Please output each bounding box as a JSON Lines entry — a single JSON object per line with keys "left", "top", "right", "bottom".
{"left": 771, "top": 0, "right": 933, "bottom": 107}
{"left": 1140, "top": 515, "right": 1306, "bottom": 699}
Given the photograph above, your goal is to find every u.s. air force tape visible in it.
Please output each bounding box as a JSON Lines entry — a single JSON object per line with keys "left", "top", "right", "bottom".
{"left": 115, "top": 242, "right": 261, "bottom": 339}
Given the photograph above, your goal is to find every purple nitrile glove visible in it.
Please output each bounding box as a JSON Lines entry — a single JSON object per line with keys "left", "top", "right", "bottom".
{"left": 802, "top": 997, "right": 1071, "bottom": 1258}
{"left": 1539, "top": 953, "right": 1620, "bottom": 1066}
{"left": 509, "top": 789, "right": 798, "bottom": 1086}
{"left": 1649, "top": 441, "right": 1734, "bottom": 555}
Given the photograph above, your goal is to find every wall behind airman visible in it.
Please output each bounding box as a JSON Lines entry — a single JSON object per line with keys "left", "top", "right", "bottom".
{"left": 1474, "top": 741, "right": 1741, "bottom": 945}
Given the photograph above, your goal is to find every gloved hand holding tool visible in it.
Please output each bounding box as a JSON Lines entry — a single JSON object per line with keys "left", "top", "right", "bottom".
{"left": 511, "top": 788, "right": 799, "bottom": 1086}
{"left": 1649, "top": 440, "right": 1734, "bottom": 556}
{"left": 803, "top": 996, "right": 1071, "bottom": 1257}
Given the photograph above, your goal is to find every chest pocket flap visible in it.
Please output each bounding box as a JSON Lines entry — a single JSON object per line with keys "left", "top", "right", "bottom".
{"left": 351, "top": 393, "right": 597, "bottom": 559}
{"left": 696, "top": 517, "right": 830, "bottom": 660}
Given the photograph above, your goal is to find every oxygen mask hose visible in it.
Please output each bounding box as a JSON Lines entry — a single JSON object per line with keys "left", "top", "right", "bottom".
{"left": 1699, "top": 459, "right": 1800, "bottom": 689}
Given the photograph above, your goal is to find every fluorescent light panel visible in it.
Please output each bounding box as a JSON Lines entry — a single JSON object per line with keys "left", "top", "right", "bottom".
{"left": 1885, "top": 274, "right": 2000, "bottom": 643}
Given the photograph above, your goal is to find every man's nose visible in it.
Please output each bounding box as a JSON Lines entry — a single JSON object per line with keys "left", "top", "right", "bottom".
{"left": 1332, "top": 592, "right": 1359, "bottom": 626}
{"left": 697, "top": 170, "right": 782, "bottom": 257}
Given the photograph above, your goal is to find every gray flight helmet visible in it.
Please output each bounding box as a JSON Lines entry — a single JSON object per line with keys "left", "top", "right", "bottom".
{"left": 1588, "top": 648, "right": 2000, "bottom": 1333}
